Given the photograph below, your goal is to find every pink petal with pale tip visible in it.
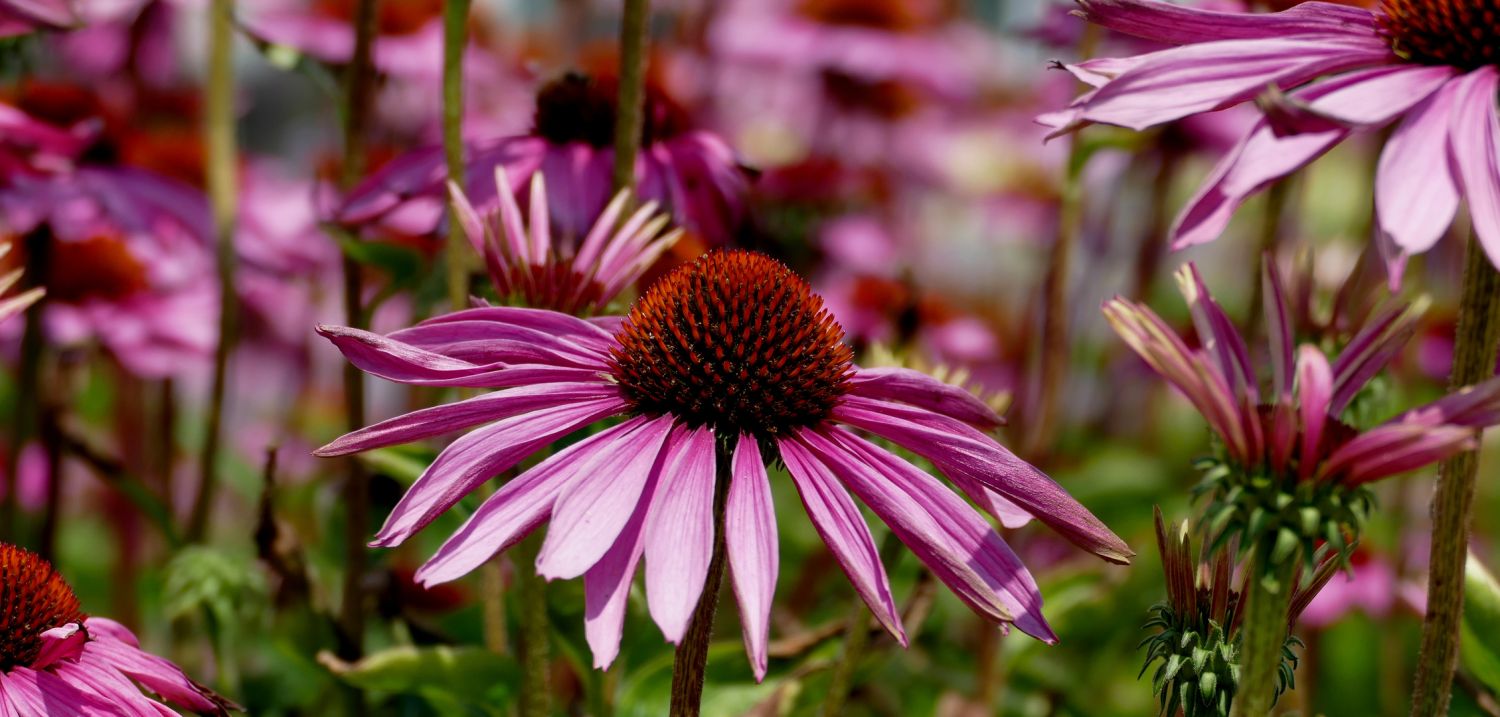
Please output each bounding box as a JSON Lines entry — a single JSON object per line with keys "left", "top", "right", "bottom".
{"left": 643, "top": 425, "right": 720, "bottom": 644}
{"left": 582, "top": 466, "right": 657, "bottom": 670}
{"left": 1447, "top": 67, "right": 1500, "bottom": 268}
{"left": 779, "top": 434, "right": 907, "bottom": 645}
{"left": 1297, "top": 346, "right": 1333, "bottom": 481}
{"left": 1376, "top": 78, "right": 1462, "bottom": 268}
{"left": 726, "top": 434, "right": 778, "bottom": 682}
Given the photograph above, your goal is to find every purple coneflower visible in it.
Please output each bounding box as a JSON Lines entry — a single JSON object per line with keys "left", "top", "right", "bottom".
{"left": 316, "top": 250, "right": 1131, "bottom": 678}
{"left": 1043, "top": 0, "right": 1500, "bottom": 280}
{"left": 0, "top": 542, "right": 234, "bottom": 714}
{"left": 448, "top": 169, "right": 680, "bottom": 315}
{"left": 1107, "top": 262, "right": 1500, "bottom": 563}
{"left": 337, "top": 71, "right": 750, "bottom": 247}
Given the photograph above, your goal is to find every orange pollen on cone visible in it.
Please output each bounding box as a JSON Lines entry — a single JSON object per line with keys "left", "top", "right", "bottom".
{"left": 1380, "top": 0, "right": 1500, "bottom": 68}
{"left": 608, "top": 250, "right": 854, "bottom": 439}
{"left": 0, "top": 543, "right": 86, "bottom": 672}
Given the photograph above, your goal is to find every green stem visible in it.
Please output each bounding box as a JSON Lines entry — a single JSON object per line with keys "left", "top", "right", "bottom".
{"left": 1027, "top": 130, "right": 1084, "bottom": 459}
{"left": 611, "top": 0, "right": 650, "bottom": 193}
{"left": 1411, "top": 236, "right": 1500, "bottom": 717}
{"left": 2, "top": 230, "right": 47, "bottom": 542}
{"left": 515, "top": 533, "right": 551, "bottom": 717}
{"left": 821, "top": 532, "right": 905, "bottom": 716}
{"left": 336, "top": 0, "right": 379, "bottom": 677}
{"left": 668, "top": 447, "right": 731, "bottom": 717}
{"left": 442, "top": 0, "right": 470, "bottom": 312}
{"left": 1232, "top": 560, "right": 1295, "bottom": 717}
{"left": 188, "top": 0, "right": 239, "bottom": 543}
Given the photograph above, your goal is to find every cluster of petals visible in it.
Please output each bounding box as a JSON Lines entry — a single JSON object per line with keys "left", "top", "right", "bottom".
{"left": 1, "top": 617, "right": 230, "bottom": 715}
{"left": 1041, "top": 0, "right": 1500, "bottom": 282}
{"left": 1106, "top": 262, "right": 1500, "bottom": 486}
{"left": 316, "top": 291, "right": 1130, "bottom": 679}
{"left": 447, "top": 169, "right": 680, "bottom": 314}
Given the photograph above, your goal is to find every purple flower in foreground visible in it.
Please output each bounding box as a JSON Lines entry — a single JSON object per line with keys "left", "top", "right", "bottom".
{"left": 0, "top": 542, "right": 234, "bottom": 714}
{"left": 448, "top": 170, "right": 680, "bottom": 315}
{"left": 1042, "top": 0, "right": 1500, "bottom": 281}
{"left": 1106, "top": 262, "right": 1500, "bottom": 568}
{"left": 337, "top": 72, "right": 750, "bottom": 247}
{"left": 316, "top": 250, "right": 1131, "bottom": 678}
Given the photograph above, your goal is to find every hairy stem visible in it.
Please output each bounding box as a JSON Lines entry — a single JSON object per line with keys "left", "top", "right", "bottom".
{"left": 188, "top": 0, "right": 239, "bottom": 543}
{"left": 611, "top": 0, "right": 650, "bottom": 193}
{"left": 336, "top": 0, "right": 379, "bottom": 673}
{"left": 516, "top": 533, "right": 551, "bottom": 717}
{"left": 442, "top": 0, "right": 470, "bottom": 311}
{"left": 1411, "top": 236, "right": 1500, "bottom": 717}
{"left": 1232, "top": 560, "right": 1295, "bottom": 717}
{"left": 669, "top": 449, "right": 731, "bottom": 717}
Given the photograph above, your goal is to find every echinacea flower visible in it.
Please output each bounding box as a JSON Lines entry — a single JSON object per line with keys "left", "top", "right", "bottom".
{"left": 316, "top": 250, "right": 1131, "bottom": 679}
{"left": 337, "top": 71, "right": 750, "bottom": 247}
{"left": 1106, "top": 262, "right": 1500, "bottom": 572}
{"left": 1042, "top": 0, "right": 1500, "bottom": 280}
{"left": 448, "top": 169, "right": 680, "bottom": 315}
{"left": 1141, "top": 507, "right": 1335, "bottom": 717}
{"left": 0, "top": 542, "right": 234, "bottom": 714}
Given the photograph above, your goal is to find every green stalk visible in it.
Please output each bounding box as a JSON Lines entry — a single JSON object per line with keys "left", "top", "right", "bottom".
{"left": 1231, "top": 559, "right": 1295, "bottom": 717}
{"left": 611, "top": 0, "right": 651, "bottom": 193}
{"left": 668, "top": 448, "right": 731, "bottom": 717}
{"left": 442, "top": 0, "right": 470, "bottom": 312}
{"left": 515, "top": 532, "right": 551, "bottom": 717}
{"left": 2, "top": 230, "right": 47, "bottom": 541}
{"left": 336, "top": 0, "right": 379, "bottom": 676}
{"left": 1411, "top": 236, "right": 1500, "bottom": 717}
{"left": 188, "top": 0, "right": 239, "bottom": 543}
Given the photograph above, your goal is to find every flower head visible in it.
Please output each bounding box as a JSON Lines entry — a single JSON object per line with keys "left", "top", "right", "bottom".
{"left": 1107, "top": 262, "right": 1500, "bottom": 570}
{"left": 1043, "top": 0, "right": 1500, "bottom": 281}
{"left": 338, "top": 70, "right": 750, "bottom": 246}
{"left": 448, "top": 169, "right": 679, "bottom": 315}
{"left": 0, "top": 542, "right": 233, "bottom": 714}
{"left": 316, "top": 249, "right": 1131, "bottom": 680}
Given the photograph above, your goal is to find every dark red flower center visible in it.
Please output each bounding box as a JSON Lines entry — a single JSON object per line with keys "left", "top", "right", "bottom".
{"left": 45, "top": 234, "right": 150, "bottom": 304}
{"left": 821, "top": 71, "right": 924, "bottom": 119}
{"left": 1380, "top": 0, "right": 1500, "bottom": 68}
{"left": 532, "top": 72, "right": 691, "bottom": 148}
{"left": 609, "top": 250, "right": 854, "bottom": 439}
{"left": 0, "top": 543, "right": 86, "bottom": 672}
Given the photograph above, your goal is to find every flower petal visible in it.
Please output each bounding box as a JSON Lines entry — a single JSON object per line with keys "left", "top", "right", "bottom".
{"left": 582, "top": 463, "right": 656, "bottom": 670}
{"left": 1376, "top": 77, "right": 1462, "bottom": 267}
{"left": 537, "top": 416, "right": 676, "bottom": 580}
{"left": 1447, "top": 66, "right": 1500, "bottom": 267}
{"left": 373, "top": 396, "right": 627, "bottom": 547}
{"left": 850, "top": 367, "right": 1002, "bottom": 428}
{"left": 810, "top": 428, "right": 1056, "bottom": 642}
{"left": 1073, "top": 0, "right": 1380, "bottom": 46}
{"left": 833, "top": 395, "right": 1133, "bottom": 564}
{"left": 643, "top": 425, "right": 720, "bottom": 644}
{"left": 1297, "top": 346, "right": 1334, "bottom": 480}
{"left": 779, "top": 434, "right": 907, "bottom": 644}
{"left": 317, "top": 382, "right": 623, "bottom": 457}
{"left": 725, "top": 434, "right": 777, "bottom": 682}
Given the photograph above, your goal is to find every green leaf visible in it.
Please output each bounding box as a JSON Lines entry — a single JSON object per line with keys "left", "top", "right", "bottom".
{"left": 326, "top": 645, "right": 519, "bottom": 706}
{"left": 1462, "top": 554, "right": 1500, "bottom": 693}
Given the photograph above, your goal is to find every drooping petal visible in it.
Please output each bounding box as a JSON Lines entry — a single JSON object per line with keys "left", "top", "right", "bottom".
{"left": 725, "top": 434, "right": 777, "bottom": 682}
{"left": 1376, "top": 77, "right": 1462, "bottom": 271}
{"left": 833, "top": 395, "right": 1134, "bottom": 564}
{"left": 643, "top": 425, "right": 720, "bottom": 644}
{"left": 1073, "top": 0, "right": 1380, "bottom": 46}
{"left": 1320, "top": 424, "right": 1476, "bottom": 484}
{"left": 779, "top": 435, "right": 907, "bottom": 644}
{"left": 849, "top": 367, "right": 1003, "bottom": 428}
{"left": 317, "top": 324, "right": 607, "bottom": 388}
{"left": 373, "top": 396, "right": 627, "bottom": 547}
{"left": 414, "top": 416, "right": 651, "bottom": 585}
{"left": 1288, "top": 63, "right": 1456, "bottom": 127}
{"left": 582, "top": 458, "right": 658, "bottom": 670}
{"left": 1447, "top": 67, "right": 1500, "bottom": 266}
{"left": 811, "top": 428, "right": 1056, "bottom": 641}
{"left": 317, "top": 382, "right": 623, "bottom": 456}
{"left": 388, "top": 321, "right": 610, "bottom": 369}
{"left": 1380, "top": 375, "right": 1500, "bottom": 429}
{"left": 404, "top": 305, "right": 619, "bottom": 353}
{"left": 0, "top": 668, "right": 96, "bottom": 717}
{"left": 537, "top": 416, "right": 676, "bottom": 580}
{"left": 81, "top": 618, "right": 228, "bottom": 713}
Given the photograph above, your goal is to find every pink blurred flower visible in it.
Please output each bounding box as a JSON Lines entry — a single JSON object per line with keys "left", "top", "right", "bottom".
{"left": 0, "top": 0, "right": 76, "bottom": 36}
{"left": 337, "top": 71, "right": 750, "bottom": 246}
{"left": 0, "top": 542, "right": 235, "bottom": 714}
{"left": 315, "top": 250, "right": 1130, "bottom": 679}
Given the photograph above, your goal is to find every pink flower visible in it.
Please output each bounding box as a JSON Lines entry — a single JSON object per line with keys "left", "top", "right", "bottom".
{"left": 0, "top": 0, "right": 76, "bottom": 36}
{"left": 0, "top": 542, "right": 235, "bottom": 714}
{"left": 1043, "top": 0, "right": 1500, "bottom": 281}
{"left": 338, "top": 72, "right": 750, "bottom": 246}
{"left": 449, "top": 170, "right": 680, "bottom": 315}
{"left": 316, "top": 250, "right": 1131, "bottom": 679}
